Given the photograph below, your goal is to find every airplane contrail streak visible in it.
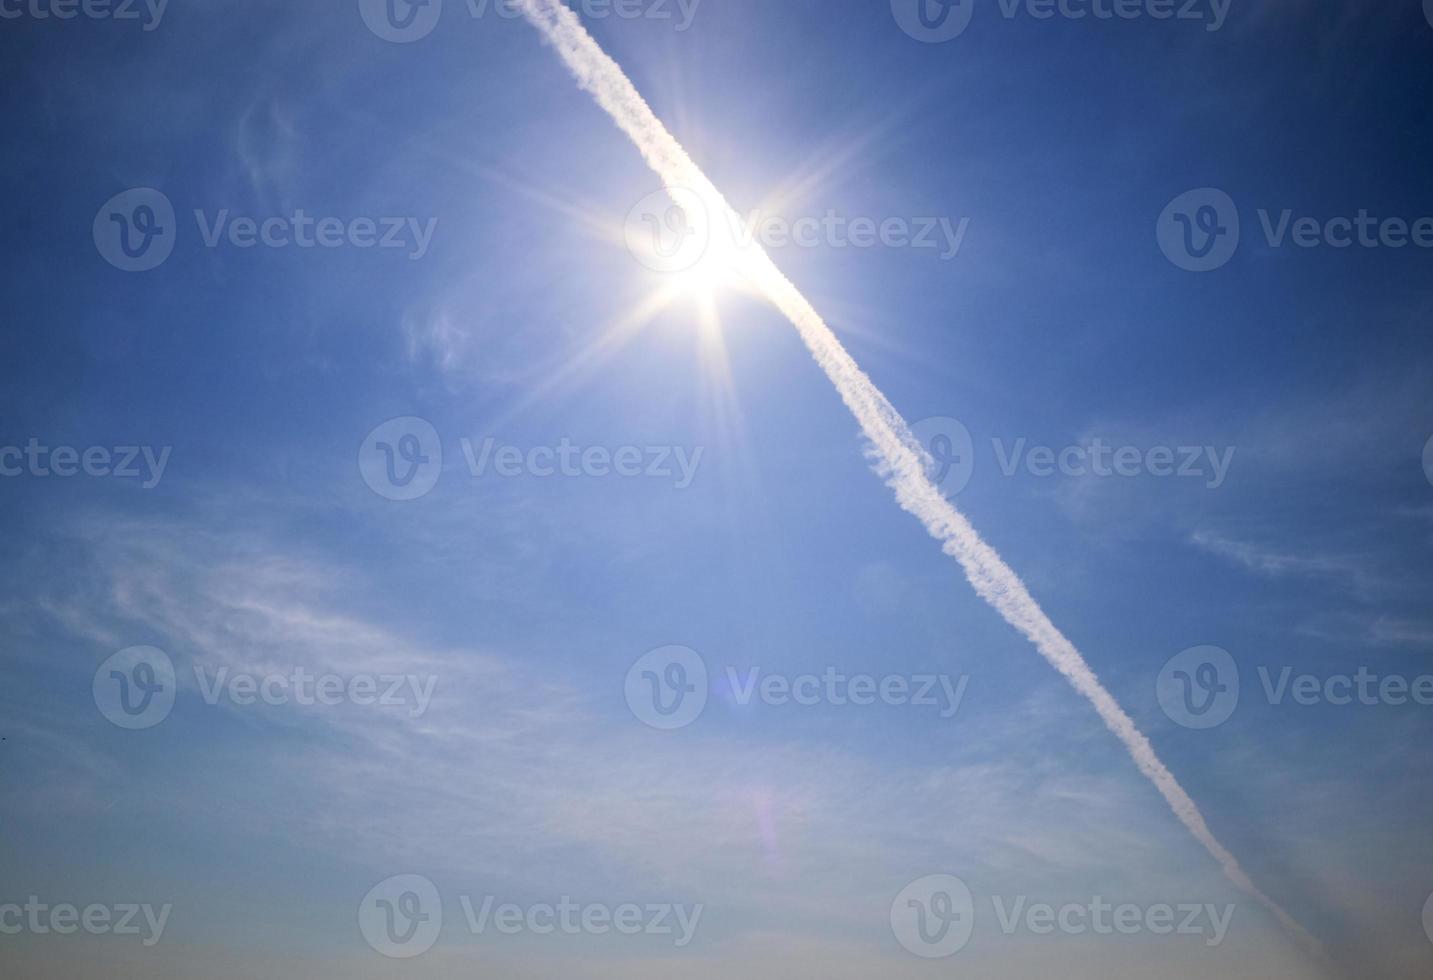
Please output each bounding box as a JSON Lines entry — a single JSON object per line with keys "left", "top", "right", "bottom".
{"left": 514, "top": 0, "right": 1324, "bottom": 962}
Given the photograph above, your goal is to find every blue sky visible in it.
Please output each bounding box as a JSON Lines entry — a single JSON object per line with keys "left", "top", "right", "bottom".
{"left": 3, "top": 1, "right": 1433, "bottom": 977}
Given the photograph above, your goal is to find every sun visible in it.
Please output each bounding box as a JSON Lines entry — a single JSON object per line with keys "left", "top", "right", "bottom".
{"left": 625, "top": 185, "right": 756, "bottom": 306}
{"left": 668, "top": 230, "right": 748, "bottom": 302}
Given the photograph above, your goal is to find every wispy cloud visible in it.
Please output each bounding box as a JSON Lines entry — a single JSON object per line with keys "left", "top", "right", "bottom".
{"left": 3, "top": 510, "right": 1287, "bottom": 961}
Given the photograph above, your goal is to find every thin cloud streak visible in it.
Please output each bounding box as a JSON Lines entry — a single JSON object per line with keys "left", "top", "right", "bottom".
{"left": 513, "top": 0, "right": 1326, "bottom": 965}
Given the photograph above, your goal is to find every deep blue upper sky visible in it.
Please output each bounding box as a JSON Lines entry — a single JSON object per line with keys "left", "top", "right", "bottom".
{"left": 2, "top": 2, "right": 1432, "bottom": 977}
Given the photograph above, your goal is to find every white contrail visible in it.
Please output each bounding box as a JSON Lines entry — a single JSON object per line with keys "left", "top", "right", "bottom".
{"left": 514, "top": 0, "right": 1323, "bottom": 962}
